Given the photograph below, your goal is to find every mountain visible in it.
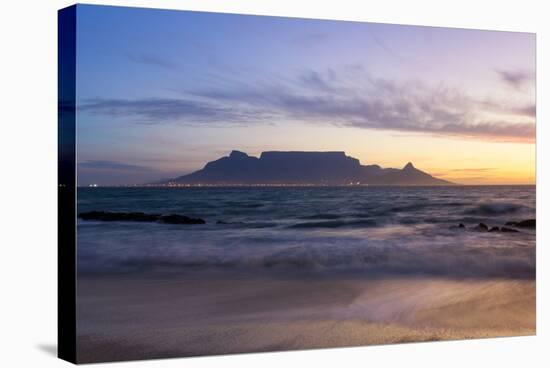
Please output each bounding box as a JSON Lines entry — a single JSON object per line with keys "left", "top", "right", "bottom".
{"left": 165, "top": 150, "right": 454, "bottom": 186}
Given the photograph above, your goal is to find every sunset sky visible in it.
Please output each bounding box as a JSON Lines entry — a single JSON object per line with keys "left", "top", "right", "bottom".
{"left": 75, "top": 5, "right": 536, "bottom": 186}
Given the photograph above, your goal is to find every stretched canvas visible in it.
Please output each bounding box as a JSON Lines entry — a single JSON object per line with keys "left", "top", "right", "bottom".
{"left": 58, "top": 4, "right": 536, "bottom": 364}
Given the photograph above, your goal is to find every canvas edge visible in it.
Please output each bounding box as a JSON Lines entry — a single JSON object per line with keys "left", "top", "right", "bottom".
{"left": 58, "top": 4, "right": 77, "bottom": 364}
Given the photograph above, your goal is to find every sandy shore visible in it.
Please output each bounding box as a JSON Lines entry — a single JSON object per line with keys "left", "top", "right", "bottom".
{"left": 76, "top": 273, "right": 535, "bottom": 363}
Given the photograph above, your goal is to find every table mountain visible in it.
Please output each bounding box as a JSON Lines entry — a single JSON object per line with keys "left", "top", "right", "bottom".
{"left": 164, "top": 150, "right": 454, "bottom": 186}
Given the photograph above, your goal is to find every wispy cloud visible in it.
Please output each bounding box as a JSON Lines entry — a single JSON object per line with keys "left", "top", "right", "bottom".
{"left": 80, "top": 98, "right": 267, "bottom": 125}
{"left": 80, "top": 67, "right": 535, "bottom": 143}
{"left": 448, "top": 168, "right": 496, "bottom": 173}
{"left": 79, "top": 160, "right": 156, "bottom": 172}
{"left": 512, "top": 104, "right": 536, "bottom": 117}
{"left": 128, "top": 53, "right": 179, "bottom": 70}
{"left": 432, "top": 168, "right": 499, "bottom": 182}
{"left": 78, "top": 160, "right": 172, "bottom": 185}
{"left": 495, "top": 69, "right": 535, "bottom": 90}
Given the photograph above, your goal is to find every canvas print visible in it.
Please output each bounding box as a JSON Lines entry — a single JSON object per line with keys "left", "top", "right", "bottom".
{"left": 59, "top": 4, "right": 536, "bottom": 364}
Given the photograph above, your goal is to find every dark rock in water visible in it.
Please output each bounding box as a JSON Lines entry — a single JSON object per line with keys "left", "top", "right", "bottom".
{"left": 505, "top": 219, "right": 535, "bottom": 229}
{"left": 78, "top": 211, "right": 205, "bottom": 225}
{"left": 489, "top": 226, "right": 500, "bottom": 232}
{"left": 159, "top": 214, "right": 206, "bottom": 224}
{"left": 516, "top": 219, "right": 536, "bottom": 228}
{"left": 476, "top": 223, "right": 489, "bottom": 231}
{"left": 125, "top": 212, "right": 161, "bottom": 221}
{"left": 450, "top": 223, "right": 466, "bottom": 230}
{"left": 78, "top": 211, "right": 161, "bottom": 222}
{"left": 501, "top": 227, "right": 519, "bottom": 233}
{"left": 78, "top": 211, "right": 114, "bottom": 221}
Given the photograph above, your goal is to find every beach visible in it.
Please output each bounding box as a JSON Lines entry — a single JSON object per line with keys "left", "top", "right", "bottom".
{"left": 76, "top": 273, "right": 535, "bottom": 363}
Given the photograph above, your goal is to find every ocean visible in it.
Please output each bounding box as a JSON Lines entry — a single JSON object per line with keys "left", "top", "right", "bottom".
{"left": 76, "top": 186, "right": 535, "bottom": 279}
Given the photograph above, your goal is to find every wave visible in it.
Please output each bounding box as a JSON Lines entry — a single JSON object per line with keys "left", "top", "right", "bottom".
{"left": 223, "top": 201, "right": 264, "bottom": 208}
{"left": 78, "top": 239, "right": 535, "bottom": 280}
{"left": 216, "top": 221, "right": 278, "bottom": 228}
{"left": 298, "top": 214, "right": 342, "bottom": 220}
{"left": 289, "top": 219, "right": 378, "bottom": 229}
{"left": 465, "top": 202, "right": 527, "bottom": 216}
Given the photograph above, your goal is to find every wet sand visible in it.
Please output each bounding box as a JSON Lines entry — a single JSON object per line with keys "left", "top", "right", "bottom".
{"left": 76, "top": 273, "right": 535, "bottom": 363}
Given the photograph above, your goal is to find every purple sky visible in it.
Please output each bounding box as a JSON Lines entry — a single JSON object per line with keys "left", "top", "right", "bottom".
{"left": 75, "top": 5, "right": 535, "bottom": 185}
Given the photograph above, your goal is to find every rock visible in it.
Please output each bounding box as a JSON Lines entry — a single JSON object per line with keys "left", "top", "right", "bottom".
{"left": 475, "top": 223, "right": 489, "bottom": 231}
{"left": 125, "top": 212, "right": 162, "bottom": 221}
{"left": 78, "top": 211, "right": 205, "bottom": 224}
{"left": 505, "top": 219, "right": 535, "bottom": 229}
{"left": 501, "top": 227, "right": 519, "bottom": 233}
{"left": 516, "top": 219, "right": 535, "bottom": 229}
{"left": 489, "top": 226, "right": 500, "bottom": 232}
{"left": 78, "top": 210, "right": 110, "bottom": 220}
{"left": 449, "top": 223, "right": 466, "bottom": 229}
{"left": 159, "top": 214, "right": 205, "bottom": 224}
{"left": 78, "top": 211, "right": 161, "bottom": 222}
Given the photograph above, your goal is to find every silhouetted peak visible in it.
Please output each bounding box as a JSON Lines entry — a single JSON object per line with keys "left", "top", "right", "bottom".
{"left": 167, "top": 151, "right": 454, "bottom": 185}
{"left": 229, "top": 150, "right": 249, "bottom": 159}
{"left": 260, "top": 151, "right": 347, "bottom": 159}
{"left": 403, "top": 162, "right": 415, "bottom": 170}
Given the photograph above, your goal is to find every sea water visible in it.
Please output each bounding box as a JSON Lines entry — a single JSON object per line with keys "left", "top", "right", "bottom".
{"left": 76, "top": 186, "right": 535, "bottom": 278}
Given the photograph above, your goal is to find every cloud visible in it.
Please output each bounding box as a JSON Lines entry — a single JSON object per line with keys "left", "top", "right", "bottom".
{"left": 448, "top": 168, "right": 496, "bottom": 173}
{"left": 80, "top": 98, "right": 265, "bottom": 124}
{"left": 495, "top": 69, "right": 535, "bottom": 90}
{"left": 80, "top": 67, "right": 535, "bottom": 143}
{"left": 514, "top": 104, "right": 536, "bottom": 117}
{"left": 77, "top": 160, "right": 172, "bottom": 185}
{"left": 128, "top": 54, "right": 179, "bottom": 70}
{"left": 192, "top": 70, "right": 535, "bottom": 142}
{"left": 298, "top": 69, "right": 339, "bottom": 92}
{"left": 79, "top": 160, "right": 156, "bottom": 172}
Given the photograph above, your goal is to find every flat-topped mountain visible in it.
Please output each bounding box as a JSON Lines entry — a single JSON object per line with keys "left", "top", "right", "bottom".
{"left": 165, "top": 150, "right": 454, "bottom": 186}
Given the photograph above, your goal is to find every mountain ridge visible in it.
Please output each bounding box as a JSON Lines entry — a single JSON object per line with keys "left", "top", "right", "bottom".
{"left": 164, "top": 150, "right": 455, "bottom": 186}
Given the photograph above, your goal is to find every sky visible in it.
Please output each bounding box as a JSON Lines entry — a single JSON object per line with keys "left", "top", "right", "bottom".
{"left": 75, "top": 4, "right": 536, "bottom": 185}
